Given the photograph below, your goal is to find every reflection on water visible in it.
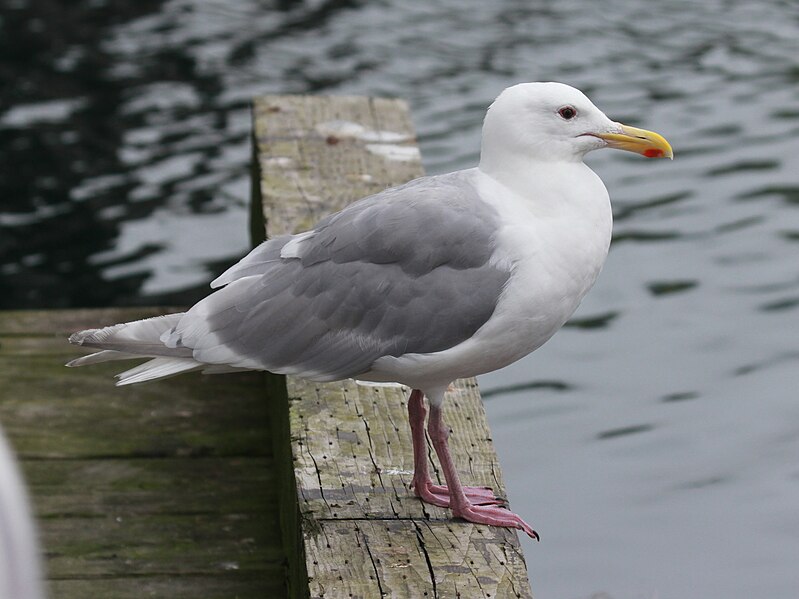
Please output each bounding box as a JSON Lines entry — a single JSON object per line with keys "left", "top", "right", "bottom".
{"left": 0, "top": 0, "right": 253, "bottom": 307}
{"left": 2, "top": 0, "right": 798, "bottom": 597}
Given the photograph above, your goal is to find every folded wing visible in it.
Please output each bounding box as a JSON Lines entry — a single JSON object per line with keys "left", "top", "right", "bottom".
{"left": 166, "top": 171, "right": 510, "bottom": 381}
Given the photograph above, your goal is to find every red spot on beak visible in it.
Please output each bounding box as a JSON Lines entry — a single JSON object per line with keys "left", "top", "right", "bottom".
{"left": 644, "top": 148, "right": 663, "bottom": 158}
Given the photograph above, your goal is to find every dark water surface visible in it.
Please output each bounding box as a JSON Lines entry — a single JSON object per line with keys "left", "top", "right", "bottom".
{"left": 2, "top": 1, "right": 798, "bottom": 597}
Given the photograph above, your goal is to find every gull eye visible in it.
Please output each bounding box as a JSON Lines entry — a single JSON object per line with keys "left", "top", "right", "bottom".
{"left": 558, "top": 106, "right": 577, "bottom": 120}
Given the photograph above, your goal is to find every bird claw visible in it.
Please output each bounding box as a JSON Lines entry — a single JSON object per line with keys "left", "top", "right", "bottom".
{"left": 453, "top": 503, "right": 540, "bottom": 540}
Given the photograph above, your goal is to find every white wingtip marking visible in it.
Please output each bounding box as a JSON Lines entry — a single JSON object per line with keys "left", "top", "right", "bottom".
{"left": 279, "top": 231, "right": 316, "bottom": 259}
{"left": 66, "top": 350, "right": 140, "bottom": 368}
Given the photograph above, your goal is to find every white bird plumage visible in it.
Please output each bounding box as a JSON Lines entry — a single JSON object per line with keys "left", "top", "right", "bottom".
{"left": 67, "top": 82, "right": 672, "bottom": 537}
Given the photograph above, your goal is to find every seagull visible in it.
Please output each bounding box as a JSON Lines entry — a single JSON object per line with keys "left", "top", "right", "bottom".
{"left": 67, "top": 82, "right": 672, "bottom": 539}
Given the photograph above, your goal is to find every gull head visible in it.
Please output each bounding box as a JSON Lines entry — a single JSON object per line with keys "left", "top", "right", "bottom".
{"left": 480, "top": 82, "right": 672, "bottom": 169}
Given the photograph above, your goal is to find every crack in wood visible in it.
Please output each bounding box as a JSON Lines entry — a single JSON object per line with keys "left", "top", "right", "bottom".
{"left": 362, "top": 532, "right": 386, "bottom": 598}
{"left": 413, "top": 521, "right": 438, "bottom": 599}
{"left": 307, "top": 449, "right": 330, "bottom": 514}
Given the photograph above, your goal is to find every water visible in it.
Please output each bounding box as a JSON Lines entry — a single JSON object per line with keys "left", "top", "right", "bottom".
{"left": 2, "top": 0, "right": 798, "bottom": 596}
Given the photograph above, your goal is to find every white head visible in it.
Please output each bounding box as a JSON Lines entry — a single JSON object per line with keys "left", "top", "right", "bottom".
{"left": 479, "top": 82, "right": 672, "bottom": 172}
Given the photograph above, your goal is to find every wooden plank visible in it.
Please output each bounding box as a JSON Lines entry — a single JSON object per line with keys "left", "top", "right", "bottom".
{"left": 253, "top": 95, "right": 422, "bottom": 236}
{"left": 253, "top": 96, "right": 533, "bottom": 598}
{"left": 0, "top": 309, "right": 286, "bottom": 598}
{"left": 49, "top": 575, "right": 280, "bottom": 599}
{"left": 26, "top": 457, "right": 274, "bottom": 517}
{"left": 288, "top": 378, "right": 505, "bottom": 522}
{"left": 306, "top": 520, "right": 530, "bottom": 599}
{"left": 0, "top": 307, "right": 176, "bottom": 336}
{"left": 1, "top": 335, "right": 270, "bottom": 459}
{"left": 42, "top": 511, "right": 280, "bottom": 578}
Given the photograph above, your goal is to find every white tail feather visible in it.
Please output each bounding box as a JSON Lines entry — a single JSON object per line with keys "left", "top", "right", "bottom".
{"left": 67, "top": 312, "right": 256, "bottom": 385}
{"left": 66, "top": 350, "right": 141, "bottom": 368}
{"left": 69, "top": 314, "right": 189, "bottom": 356}
{"left": 115, "top": 358, "right": 201, "bottom": 386}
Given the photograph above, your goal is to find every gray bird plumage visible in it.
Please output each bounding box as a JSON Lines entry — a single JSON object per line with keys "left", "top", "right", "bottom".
{"left": 167, "top": 170, "right": 509, "bottom": 379}
{"left": 69, "top": 170, "right": 510, "bottom": 384}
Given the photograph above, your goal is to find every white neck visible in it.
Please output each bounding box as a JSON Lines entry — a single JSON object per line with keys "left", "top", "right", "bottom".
{"left": 477, "top": 157, "right": 597, "bottom": 207}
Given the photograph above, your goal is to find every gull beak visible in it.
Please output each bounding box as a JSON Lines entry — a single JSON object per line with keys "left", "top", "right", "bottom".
{"left": 595, "top": 123, "right": 673, "bottom": 159}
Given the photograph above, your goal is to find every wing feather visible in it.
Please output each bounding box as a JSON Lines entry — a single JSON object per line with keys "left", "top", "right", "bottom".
{"left": 169, "top": 170, "right": 510, "bottom": 380}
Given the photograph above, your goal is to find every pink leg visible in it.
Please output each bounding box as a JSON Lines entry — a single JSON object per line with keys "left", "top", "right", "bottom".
{"left": 428, "top": 403, "right": 539, "bottom": 540}
{"left": 408, "top": 389, "right": 501, "bottom": 507}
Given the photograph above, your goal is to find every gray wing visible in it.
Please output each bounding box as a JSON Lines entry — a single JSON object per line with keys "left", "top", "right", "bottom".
{"left": 165, "top": 170, "right": 509, "bottom": 381}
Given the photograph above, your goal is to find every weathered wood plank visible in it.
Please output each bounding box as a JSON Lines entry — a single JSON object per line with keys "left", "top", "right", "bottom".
{"left": 49, "top": 575, "right": 281, "bottom": 599}
{"left": 0, "top": 307, "right": 176, "bottom": 336}
{"left": 253, "top": 95, "right": 533, "bottom": 598}
{"left": 42, "top": 511, "right": 280, "bottom": 578}
{"left": 1, "top": 335, "right": 270, "bottom": 459}
{"left": 306, "top": 520, "right": 530, "bottom": 599}
{"left": 288, "top": 378, "right": 505, "bottom": 522}
{"left": 26, "top": 457, "right": 274, "bottom": 517}
{"left": 1, "top": 308, "right": 286, "bottom": 598}
{"left": 253, "top": 95, "right": 422, "bottom": 236}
